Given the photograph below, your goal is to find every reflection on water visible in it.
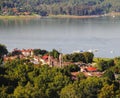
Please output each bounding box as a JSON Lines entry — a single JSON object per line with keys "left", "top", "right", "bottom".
{"left": 0, "top": 16, "right": 120, "bottom": 58}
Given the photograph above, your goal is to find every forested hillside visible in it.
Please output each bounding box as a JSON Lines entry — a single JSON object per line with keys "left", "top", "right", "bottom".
{"left": 0, "top": 0, "right": 120, "bottom": 16}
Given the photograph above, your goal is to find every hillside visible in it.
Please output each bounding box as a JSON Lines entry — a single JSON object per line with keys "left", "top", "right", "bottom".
{"left": 0, "top": 0, "right": 120, "bottom": 16}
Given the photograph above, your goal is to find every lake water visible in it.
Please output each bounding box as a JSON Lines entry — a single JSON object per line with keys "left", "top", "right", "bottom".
{"left": 0, "top": 16, "right": 120, "bottom": 58}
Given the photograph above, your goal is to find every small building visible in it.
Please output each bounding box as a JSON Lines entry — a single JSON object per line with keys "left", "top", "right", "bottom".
{"left": 21, "top": 49, "right": 34, "bottom": 57}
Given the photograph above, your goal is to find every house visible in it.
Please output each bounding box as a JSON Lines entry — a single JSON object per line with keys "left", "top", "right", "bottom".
{"left": 42, "top": 55, "right": 49, "bottom": 64}
{"left": 21, "top": 49, "right": 34, "bottom": 57}
{"left": 4, "top": 55, "right": 18, "bottom": 62}
{"left": 11, "top": 48, "right": 34, "bottom": 57}
{"left": 41, "top": 55, "right": 60, "bottom": 67}
{"left": 31, "top": 56, "right": 47, "bottom": 65}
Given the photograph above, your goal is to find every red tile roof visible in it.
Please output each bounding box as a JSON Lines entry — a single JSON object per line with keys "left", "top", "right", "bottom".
{"left": 42, "top": 55, "right": 48, "bottom": 60}
{"left": 87, "top": 67, "right": 97, "bottom": 72}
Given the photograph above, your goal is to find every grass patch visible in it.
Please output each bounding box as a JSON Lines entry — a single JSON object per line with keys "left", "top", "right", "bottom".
{"left": 0, "top": 15, "right": 41, "bottom": 19}
{"left": 93, "top": 57, "right": 112, "bottom": 62}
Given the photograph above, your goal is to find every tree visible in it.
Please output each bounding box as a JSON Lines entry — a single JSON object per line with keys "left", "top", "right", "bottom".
{"left": 61, "top": 77, "right": 103, "bottom": 98}
{"left": 63, "top": 54, "right": 72, "bottom": 62}
{"left": 60, "top": 84, "right": 79, "bottom": 98}
{"left": 4, "top": 59, "right": 34, "bottom": 87}
{"left": 33, "top": 49, "right": 48, "bottom": 56}
{"left": 115, "top": 90, "right": 120, "bottom": 98}
{"left": 98, "top": 84, "right": 115, "bottom": 98}
{"left": 11, "top": 50, "right": 22, "bottom": 56}
{"left": 0, "top": 58, "right": 3, "bottom": 65}
{"left": 50, "top": 49, "right": 60, "bottom": 59}
{"left": 78, "top": 77, "right": 103, "bottom": 98}
{"left": 114, "top": 57, "right": 120, "bottom": 66}
{"left": 71, "top": 53, "right": 85, "bottom": 62}
{"left": 83, "top": 52, "right": 94, "bottom": 63}
{"left": 33, "top": 49, "right": 41, "bottom": 56}
{"left": 64, "top": 64, "right": 80, "bottom": 72}
{"left": 76, "top": 72, "right": 86, "bottom": 81}
{"left": 103, "top": 70, "right": 115, "bottom": 81}
{"left": 0, "top": 85, "right": 8, "bottom": 98}
{"left": 96, "top": 59, "right": 108, "bottom": 71}
{"left": 0, "top": 44, "right": 8, "bottom": 57}
{"left": 63, "top": 53, "right": 85, "bottom": 63}
{"left": 32, "top": 65, "right": 71, "bottom": 98}
{"left": 107, "top": 59, "right": 114, "bottom": 67}
{"left": 14, "top": 82, "right": 46, "bottom": 98}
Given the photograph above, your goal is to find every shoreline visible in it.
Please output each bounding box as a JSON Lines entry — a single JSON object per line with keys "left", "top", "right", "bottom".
{"left": 46, "top": 15, "right": 100, "bottom": 19}
{"left": 0, "top": 12, "right": 120, "bottom": 19}
{"left": 0, "top": 14, "right": 100, "bottom": 19}
{"left": 47, "top": 12, "right": 120, "bottom": 19}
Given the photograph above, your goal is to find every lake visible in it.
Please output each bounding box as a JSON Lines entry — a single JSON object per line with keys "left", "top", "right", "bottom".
{"left": 0, "top": 16, "right": 120, "bottom": 58}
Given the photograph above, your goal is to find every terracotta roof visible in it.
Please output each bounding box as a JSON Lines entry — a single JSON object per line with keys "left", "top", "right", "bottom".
{"left": 42, "top": 55, "right": 48, "bottom": 60}
{"left": 87, "top": 67, "right": 97, "bottom": 72}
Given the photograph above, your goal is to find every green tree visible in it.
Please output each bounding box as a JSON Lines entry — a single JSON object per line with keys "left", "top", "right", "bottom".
{"left": 63, "top": 53, "right": 85, "bottom": 63}
{"left": 50, "top": 49, "right": 60, "bottom": 59}
{"left": 0, "top": 44, "right": 8, "bottom": 57}
{"left": 63, "top": 54, "right": 72, "bottom": 62}
{"left": 114, "top": 57, "right": 120, "bottom": 66}
{"left": 61, "top": 77, "right": 103, "bottom": 98}
{"left": 103, "top": 70, "right": 115, "bottom": 81}
{"left": 83, "top": 52, "right": 94, "bottom": 63}
{"left": 76, "top": 72, "right": 86, "bottom": 81}
{"left": 115, "top": 90, "right": 120, "bottom": 98}
{"left": 97, "top": 60, "right": 108, "bottom": 71}
{"left": 14, "top": 82, "right": 46, "bottom": 98}
{"left": 78, "top": 77, "right": 103, "bottom": 98}
{"left": 0, "top": 85, "right": 8, "bottom": 98}
{"left": 64, "top": 64, "right": 80, "bottom": 72}
{"left": 11, "top": 50, "right": 22, "bottom": 56}
{"left": 98, "top": 84, "right": 115, "bottom": 98}
{"left": 71, "top": 53, "right": 85, "bottom": 62}
{"left": 32, "top": 65, "right": 71, "bottom": 98}
{"left": 60, "top": 84, "right": 79, "bottom": 98}
{"left": 33, "top": 49, "right": 48, "bottom": 56}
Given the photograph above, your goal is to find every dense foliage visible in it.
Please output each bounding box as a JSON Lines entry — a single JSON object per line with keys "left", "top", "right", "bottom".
{"left": 0, "top": 59, "right": 71, "bottom": 97}
{"left": 0, "top": 57, "right": 120, "bottom": 97}
{"left": 63, "top": 52, "right": 94, "bottom": 63}
{"left": 0, "top": 0, "right": 120, "bottom": 16}
{"left": 33, "top": 49, "right": 48, "bottom": 56}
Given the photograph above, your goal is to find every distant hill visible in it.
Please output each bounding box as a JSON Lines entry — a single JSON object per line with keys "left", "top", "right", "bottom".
{"left": 0, "top": 0, "right": 120, "bottom": 16}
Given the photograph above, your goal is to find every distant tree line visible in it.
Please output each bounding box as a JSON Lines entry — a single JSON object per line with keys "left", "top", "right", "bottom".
{"left": 0, "top": 0, "right": 120, "bottom": 16}
{"left": 63, "top": 52, "right": 94, "bottom": 63}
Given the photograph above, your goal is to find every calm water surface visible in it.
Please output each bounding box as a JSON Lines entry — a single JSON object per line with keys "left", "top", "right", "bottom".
{"left": 0, "top": 16, "right": 120, "bottom": 58}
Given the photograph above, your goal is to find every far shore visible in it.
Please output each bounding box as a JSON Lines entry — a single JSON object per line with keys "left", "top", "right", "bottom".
{"left": 0, "top": 14, "right": 100, "bottom": 19}
{"left": 0, "top": 12, "right": 120, "bottom": 19}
